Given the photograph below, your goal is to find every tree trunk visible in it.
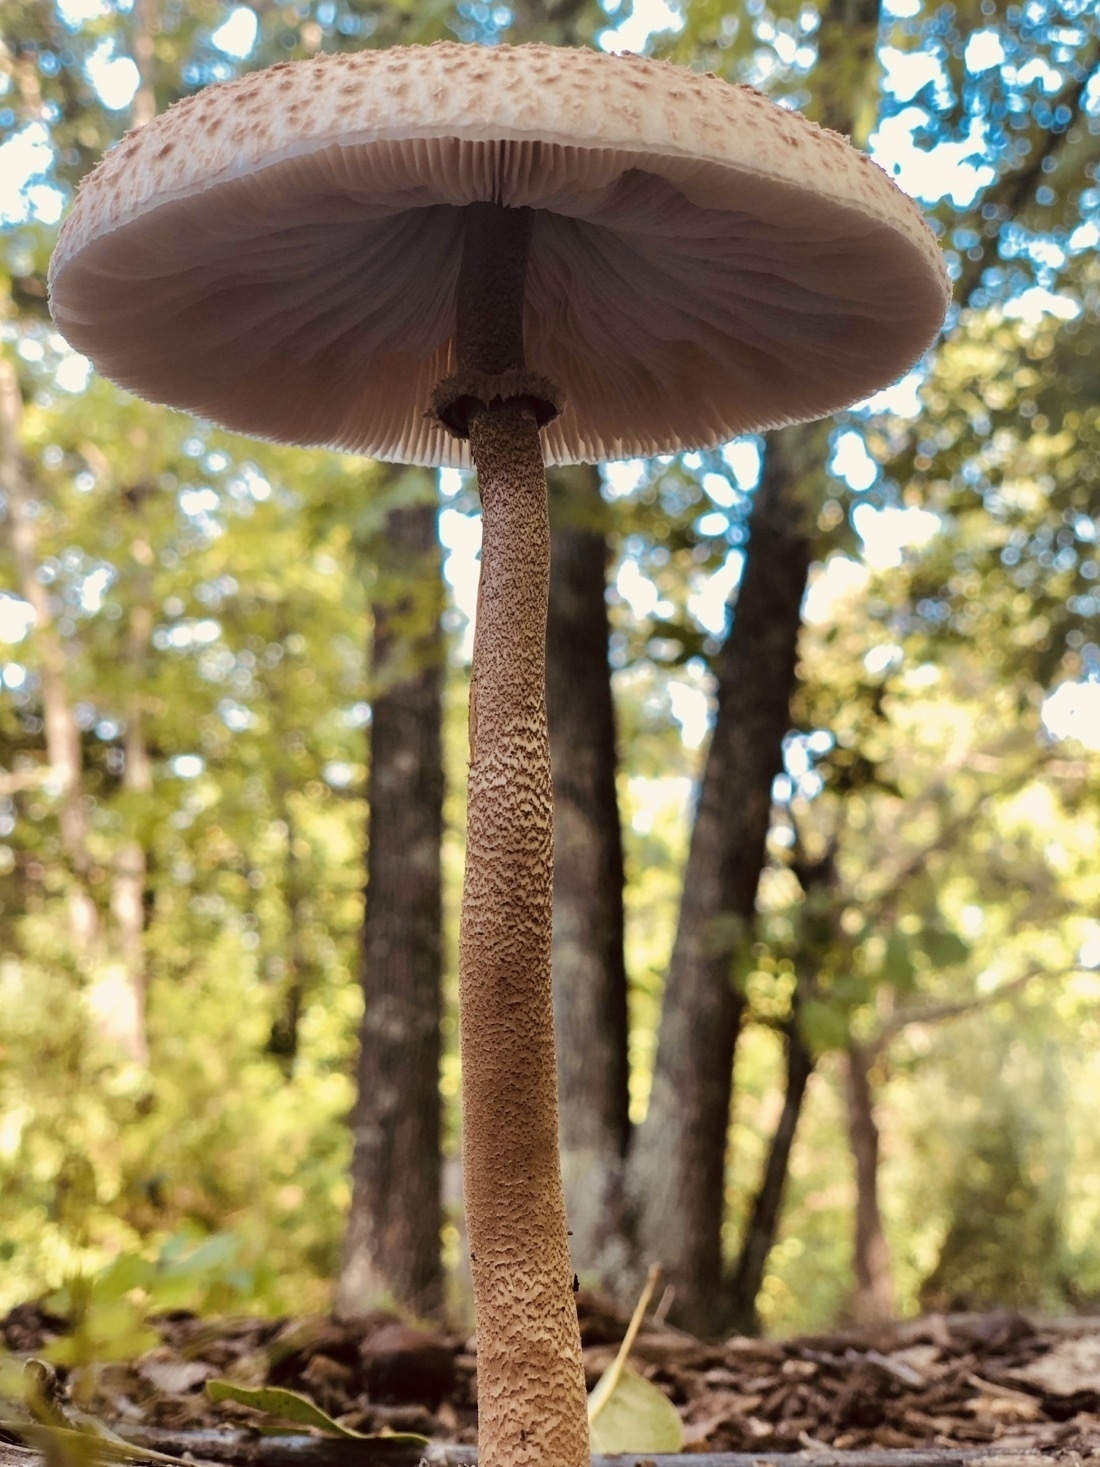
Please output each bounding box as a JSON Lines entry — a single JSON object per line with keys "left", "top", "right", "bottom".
{"left": 129, "top": 0, "right": 157, "bottom": 129}
{"left": 725, "top": 843, "right": 838, "bottom": 1331}
{"left": 625, "top": 0, "right": 883, "bottom": 1336}
{"left": 626, "top": 431, "right": 817, "bottom": 1336}
{"left": 106, "top": 496, "right": 155, "bottom": 1067}
{"left": 336, "top": 478, "right": 445, "bottom": 1322}
{"left": 0, "top": 352, "right": 100, "bottom": 960}
{"left": 845, "top": 1040, "right": 895, "bottom": 1324}
{"left": 546, "top": 464, "right": 632, "bottom": 1293}
{"left": 264, "top": 597, "right": 314, "bottom": 1072}
{"left": 267, "top": 755, "right": 310, "bottom": 1073}
{"left": 726, "top": 1014, "right": 815, "bottom": 1335}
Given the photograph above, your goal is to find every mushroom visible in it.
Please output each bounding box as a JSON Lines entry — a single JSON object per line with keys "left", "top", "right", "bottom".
{"left": 49, "top": 41, "right": 950, "bottom": 1467}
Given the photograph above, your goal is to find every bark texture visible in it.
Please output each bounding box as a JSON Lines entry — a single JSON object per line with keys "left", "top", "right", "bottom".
{"left": 337, "top": 486, "right": 445, "bottom": 1321}
{"left": 460, "top": 406, "right": 587, "bottom": 1467}
{"left": 627, "top": 430, "right": 818, "bottom": 1336}
{"left": 546, "top": 464, "right": 632, "bottom": 1293}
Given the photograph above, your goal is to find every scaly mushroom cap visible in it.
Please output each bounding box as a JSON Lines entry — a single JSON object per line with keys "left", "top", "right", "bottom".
{"left": 49, "top": 43, "right": 950, "bottom": 467}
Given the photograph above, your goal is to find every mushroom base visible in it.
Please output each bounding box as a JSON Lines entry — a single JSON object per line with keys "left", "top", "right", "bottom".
{"left": 458, "top": 401, "right": 589, "bottom": 1467}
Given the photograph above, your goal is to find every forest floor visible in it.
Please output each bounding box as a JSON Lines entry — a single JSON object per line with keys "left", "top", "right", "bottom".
{"left": 2, "top": 1294, "right": 1099, "bottom": 1463}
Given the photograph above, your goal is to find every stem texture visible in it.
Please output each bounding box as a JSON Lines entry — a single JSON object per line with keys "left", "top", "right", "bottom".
{"left": 452, "top": 200, "right": 587, "bottom": 1467}
{"left": 461, "top": 406, "right": 589, "bottom": 1467}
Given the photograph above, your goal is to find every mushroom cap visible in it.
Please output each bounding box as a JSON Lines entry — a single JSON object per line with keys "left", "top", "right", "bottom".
{"left": 49, "top": 43, "right": 950, "bottom": 468}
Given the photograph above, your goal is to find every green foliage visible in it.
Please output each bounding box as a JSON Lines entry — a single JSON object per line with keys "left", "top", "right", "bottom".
{"left": 900, "top": 1018, "right": 1085, "bottom": 1313}
{"left": 921, "top": 1102, "right": 1065, "bottom": 1312}
{"left": 0, "top": 910, "right": 357, "bottom": 1312}
{"left": 884, "top": 291, "right": 1100, "bottom": 691}
{"left": 44, "top": 1234, "right": 255, "bottom": 1368}
{"left": 1, "top": 0, "right": 1098, "bottom": 1344}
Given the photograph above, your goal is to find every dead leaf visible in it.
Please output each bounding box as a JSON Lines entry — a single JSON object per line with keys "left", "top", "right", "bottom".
{"left": 1008, "top": 1338, "right": 1100, "bottom": 1397}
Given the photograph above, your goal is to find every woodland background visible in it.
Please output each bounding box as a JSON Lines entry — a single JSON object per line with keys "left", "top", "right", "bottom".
{"left": 1, "top": 0, "right": 1099, "bottom": 1352}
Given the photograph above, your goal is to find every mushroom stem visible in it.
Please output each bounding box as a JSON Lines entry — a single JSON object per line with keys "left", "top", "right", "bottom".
{"left": 455, "top": 203, "right": 589, "bottom": 1467}
{"left": 456, "top": 201, "right": 532, "bottom": 377}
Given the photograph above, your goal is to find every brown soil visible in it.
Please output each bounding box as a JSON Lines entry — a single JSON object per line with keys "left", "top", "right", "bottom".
{"left": 2, "top": 1295, "right": 1099, "bottom": 1459}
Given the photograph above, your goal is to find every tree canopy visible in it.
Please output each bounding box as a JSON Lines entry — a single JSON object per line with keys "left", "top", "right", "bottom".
{"left": 0, "top": 0, "right": 1098, "bottom": 1337}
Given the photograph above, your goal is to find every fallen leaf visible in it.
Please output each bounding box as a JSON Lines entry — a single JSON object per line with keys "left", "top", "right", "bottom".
{"left": 1008, "top": 1338, "right": 1100, "bottom": 1397}
{"left": 587, "top": 1365, "right": 684, "bottom": 1454}
{"left": 205, "top": 1381, "right": 427, "bottom": 1446}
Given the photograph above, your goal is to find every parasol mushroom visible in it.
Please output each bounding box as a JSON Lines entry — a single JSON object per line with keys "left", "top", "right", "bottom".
{"left": 49, "top": 41, "right": 950, "bottom": 1467}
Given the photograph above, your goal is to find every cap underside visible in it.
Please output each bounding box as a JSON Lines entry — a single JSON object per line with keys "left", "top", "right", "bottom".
{"left": 49, "top": 50, "right": 950, "bottom": 467}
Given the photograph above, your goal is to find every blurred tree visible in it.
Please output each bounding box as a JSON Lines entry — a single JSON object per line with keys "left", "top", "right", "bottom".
{"left": 625, "top": 0, "right": 884, "bottom": 1335}
{"left": 626, "top": 432, "right": 823, "bottom": 1333}
{"left": 547, "top": 464, "right": 631, "bottom": 1291}
{"left": 0, "top": 351, "right": 101, "bottom": 976}
{"left": 338, "top": 470, "right": 446, "bottom": 1321}
{"left": 725, "top": 837, "right": 835, "bottom": 1335}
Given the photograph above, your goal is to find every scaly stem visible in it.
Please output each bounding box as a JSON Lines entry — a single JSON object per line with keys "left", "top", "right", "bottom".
{"left": 454, "top": 202, "right": 589, "bottom": 1467}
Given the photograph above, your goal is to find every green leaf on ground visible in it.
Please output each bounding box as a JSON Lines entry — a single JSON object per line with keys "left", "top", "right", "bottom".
{"left": 205, "top": 1380, "right": 427, "bottom": 1445}
{"left": 586, "top": 1263, "right": 683, "bottom": 1454}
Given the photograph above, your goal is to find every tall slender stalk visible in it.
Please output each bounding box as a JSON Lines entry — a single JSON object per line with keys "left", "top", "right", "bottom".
{"left": 449, "top": 204, "right": 588, "bottom": 1467}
